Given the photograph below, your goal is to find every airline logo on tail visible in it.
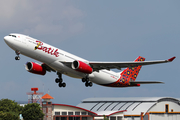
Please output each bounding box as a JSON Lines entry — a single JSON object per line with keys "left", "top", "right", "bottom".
{"left": 106, "top": 56, "right": 145, "bottom": 87}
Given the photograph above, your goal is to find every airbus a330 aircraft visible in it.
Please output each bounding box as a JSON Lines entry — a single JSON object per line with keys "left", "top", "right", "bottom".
{"left": 4, "top": 33, "right": 176, "bottom": 88}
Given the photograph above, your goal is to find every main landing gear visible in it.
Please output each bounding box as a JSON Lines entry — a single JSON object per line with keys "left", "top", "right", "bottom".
{"left": 55, "top": 72, "right": 66, "bottom": 88}
{"left": 15, "top": 51, "right": 20, "bottom": 60}
{"left": 82, "top": 75, "right": 93, "bottom": 87}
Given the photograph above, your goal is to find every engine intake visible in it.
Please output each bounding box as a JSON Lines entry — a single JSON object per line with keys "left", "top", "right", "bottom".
{"left": 25, "top": 62, "right": 46, "bottom": 75}
{"left": 72, "top": 60, "right": 93, "bottom": 74}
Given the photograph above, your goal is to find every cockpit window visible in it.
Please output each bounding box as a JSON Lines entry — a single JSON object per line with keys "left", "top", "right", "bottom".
{"left": 9, "top": 35, "right": 16, "bottom": 38}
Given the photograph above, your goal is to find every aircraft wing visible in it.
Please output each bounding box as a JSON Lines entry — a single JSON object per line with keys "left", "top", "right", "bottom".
{"left": 89, "top": 56, "right": 175, "bottom": 71}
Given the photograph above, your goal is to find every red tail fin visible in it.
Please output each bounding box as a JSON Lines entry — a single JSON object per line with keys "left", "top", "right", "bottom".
{"left": 119, "top": 56, "right": 145, "bottom": 85}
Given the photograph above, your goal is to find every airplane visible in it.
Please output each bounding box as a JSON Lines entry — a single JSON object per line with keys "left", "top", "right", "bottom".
{"left": 4, "top": 33, "right": 176, "bottom": 88}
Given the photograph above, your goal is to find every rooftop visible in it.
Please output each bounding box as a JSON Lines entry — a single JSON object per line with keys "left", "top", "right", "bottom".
{"left": 77, "top": 97, "right": 180, "bottom": 115}
{"left": 42, "top": 93, "right": 54, "bottom": 99}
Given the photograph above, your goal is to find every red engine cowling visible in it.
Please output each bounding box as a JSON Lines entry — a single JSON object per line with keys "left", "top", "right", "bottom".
{"left": 25, "top": 62, "right": 46, "bottom": 75}
{"left": 72, "top": 60, "right": 93, "bottom": 74}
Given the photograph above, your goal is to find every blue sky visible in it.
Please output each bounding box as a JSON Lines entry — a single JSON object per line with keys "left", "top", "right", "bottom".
{"left": 0, "top": 0, "right": 180, "bottom": 105}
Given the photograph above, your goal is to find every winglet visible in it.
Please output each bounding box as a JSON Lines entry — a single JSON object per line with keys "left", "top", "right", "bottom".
{"left": 168, "top": 56, "right": 176, "bottom": 62}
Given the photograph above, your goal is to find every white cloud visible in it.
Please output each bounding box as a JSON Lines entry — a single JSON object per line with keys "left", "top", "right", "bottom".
{"left": 0, "top": 0, "right": 84, "bottom": 41}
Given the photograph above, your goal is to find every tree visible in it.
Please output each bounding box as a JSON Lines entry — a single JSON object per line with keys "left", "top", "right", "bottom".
{"left": 22, "top": 103, "right": 44, "bottom": 120}
{"left": 0, "top": 111, "right": 20, "bottom": 120}
{"left": 103, "top": 115, "right": 109, "bottom": 120}
{"left": 0, "top": 99, "right": 23, "bottom": 120}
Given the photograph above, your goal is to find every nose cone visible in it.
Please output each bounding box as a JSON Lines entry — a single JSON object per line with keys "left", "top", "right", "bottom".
{"left": 4, "top": 36, "right": 8, "bottom": 42}
{"left": 4, "top": 36, "right": 13, "bottom": 47}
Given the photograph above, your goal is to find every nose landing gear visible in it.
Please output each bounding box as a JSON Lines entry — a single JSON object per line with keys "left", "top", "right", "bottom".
{"left": 15, "top": 51, "right": 20, "bottom": 60}
{"left": 55, "top": 72, "right": 66, "bottom": 88}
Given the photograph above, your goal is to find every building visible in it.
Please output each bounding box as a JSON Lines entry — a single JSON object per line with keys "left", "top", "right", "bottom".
{"left": 42, "top": 93, "right": 54, "bottom": 120}
{"left": 77, "top": 97, "right": 180, "bottom": 120}
{"left": 52, "top": 104, "right": 98, "bottom": 120}
{"left": 41, "top": 94, "right": 180, "bottom": 120}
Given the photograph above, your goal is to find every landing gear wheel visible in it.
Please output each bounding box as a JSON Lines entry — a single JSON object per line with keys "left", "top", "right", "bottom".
{"left": 58, "top": 83, "right": 62, "bottom": 87}
{"left": 85, "top": 81, "right": 93, "bottom": 87}
{"left": 89, "top": 82, "right": 93, "bottom": 87}
{"left": 56, "top": 72, "right": 66, "bottom": 88}
{"left": 15, "top": 56, "right": 20, "bottom": 60}
{"left": 62, "top": 82, "right": 66, "bottom": 87}
{"left": 82, "top": 76, "right": 89, "bottom": 83}
{"left": 55, "top": 78, "right": 59, "bottom": 83}
{"left": 82, "top": 78, "right": 86, "bottom": 82}
{"left": 59, "top": 79, "right": 62, "bottom": 83}
{"left": 55, "top": 78, "right": 62, "bottom": 83}
{"left": 85, "top": 82, "right": 89, "bottom": 87}
{"left": 58, "top": 82, "right": 66, "bottom": 87}
{"left": 15, "top": 51, "right": 20, "bottom": 60}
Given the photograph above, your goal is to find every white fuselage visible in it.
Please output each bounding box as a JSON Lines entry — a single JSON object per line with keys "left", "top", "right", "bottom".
{"left": 4, "top": 34, "right": 120, "bottom": 86}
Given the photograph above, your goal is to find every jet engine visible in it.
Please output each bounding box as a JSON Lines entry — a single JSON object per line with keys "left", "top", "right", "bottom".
{"left": 72, "top": 60, "right": 93, "bottom": 74}
{"left": 25, "top": 62, "right": 46, "bottom": 75}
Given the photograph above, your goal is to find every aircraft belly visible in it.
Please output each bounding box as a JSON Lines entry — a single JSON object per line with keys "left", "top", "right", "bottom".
{"left": 90, "top": 71, "right": 118, "bottom": 85}
{"left": 48, "top": 60, "right": 86, "bottom": 79}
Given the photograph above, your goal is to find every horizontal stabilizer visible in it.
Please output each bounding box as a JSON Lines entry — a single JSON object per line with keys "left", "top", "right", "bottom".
{"left": 130, "top": 81, "right": 164, "bottom": 84}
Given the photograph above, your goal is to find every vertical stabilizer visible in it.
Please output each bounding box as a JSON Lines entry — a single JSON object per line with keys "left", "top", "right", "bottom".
{"left": 119, "top": 56, "right": 145, "bottom": 86}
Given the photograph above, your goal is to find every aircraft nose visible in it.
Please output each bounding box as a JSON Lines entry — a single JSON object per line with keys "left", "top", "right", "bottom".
{"left": 4, "top": 36, "right": 12, "bottom": 45}
{"left": 4, "top": 36, "right": 10, "bottom": 42}
{"left": 4, "top": 36, "right": 8, "bottom": 41}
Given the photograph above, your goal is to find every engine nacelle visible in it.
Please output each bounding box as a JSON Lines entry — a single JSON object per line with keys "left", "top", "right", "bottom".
{"left": 72, "top": 60, "right": 93, "bottom": 74}
{"left": 25, "top": 62, "right": 46, "bottom": 75}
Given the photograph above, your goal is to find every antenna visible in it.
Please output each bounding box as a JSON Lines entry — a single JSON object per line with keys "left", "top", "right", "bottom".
{"left": 26, "top": 88, "right": 43, "bottom": 106}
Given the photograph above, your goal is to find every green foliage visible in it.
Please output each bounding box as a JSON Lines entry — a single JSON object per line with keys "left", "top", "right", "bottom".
{"left": 22, "top": 103, "right": 44, "bottom": 120}
{"left": 0, "top": 111, "right": 19, "bottom": 120}
{"left": 0, "top": 99, "right": 23, "bottom": 120}
{"left": 103, "top": 115, "right": 109, "bottom": 120}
